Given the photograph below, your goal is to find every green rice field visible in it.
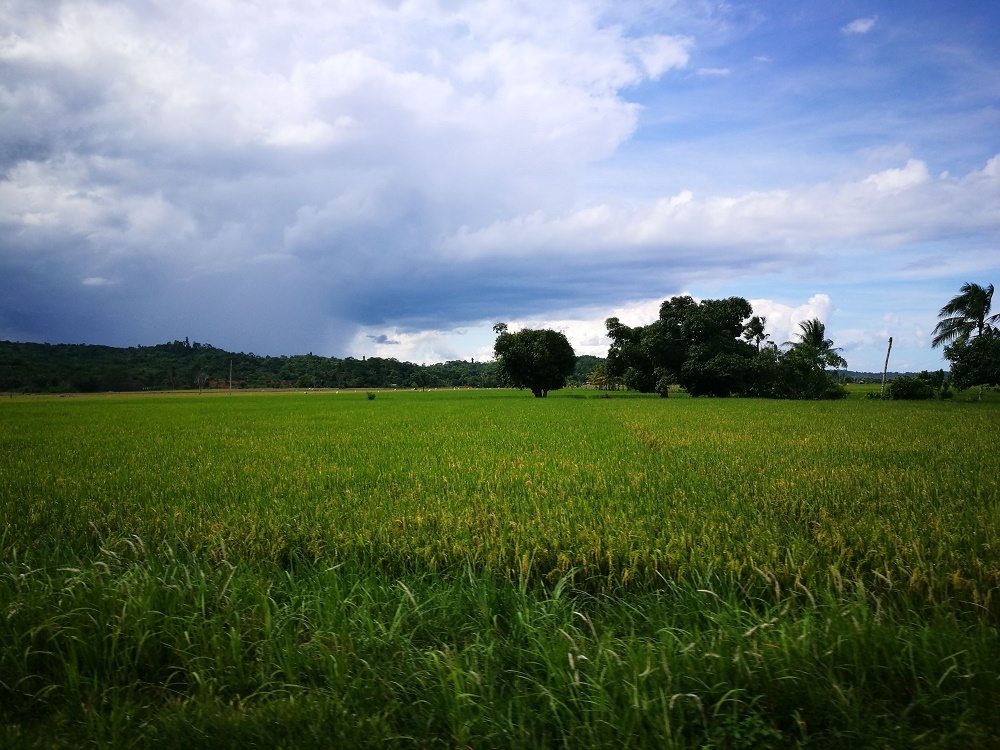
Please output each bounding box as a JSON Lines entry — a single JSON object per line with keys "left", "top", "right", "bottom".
{"left": 2, "top": 389, "right": 999, "bottom": 747}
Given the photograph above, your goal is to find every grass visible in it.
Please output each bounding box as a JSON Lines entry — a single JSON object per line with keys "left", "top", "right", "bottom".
{"left": 1, "top": 388, "right": 999, "bottom": 747}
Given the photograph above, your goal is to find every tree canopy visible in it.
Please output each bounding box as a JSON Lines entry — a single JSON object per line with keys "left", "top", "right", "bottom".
{"left": 0, "top": 340, "right": 500, "bottom": 393}
{"left": 931, "top": 282, "right": 998, "bottom": 347}
{"left": 606, "top": 298, "right": 846, "bottom": 399}
{"left": 933, "top": 282, "right": 1000, "bottom": 399}
{"left": 944, "top": 328, "right": 1000, "bottom": 393}
{"left": 492, "top": 324, "right": 577, "bottom": 398}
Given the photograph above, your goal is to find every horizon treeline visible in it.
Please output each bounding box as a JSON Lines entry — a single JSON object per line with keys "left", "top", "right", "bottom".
{"left": 1, "top": 338, "right": 919, "bottom": 394}
{"left": 0, "top": 339, "right": 604, "bottom": 393}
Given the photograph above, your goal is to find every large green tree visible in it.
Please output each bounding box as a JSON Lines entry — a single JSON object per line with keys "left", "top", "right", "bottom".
{"left": 605, "top": 301, "right": 847, "bottom": 399}
{"left": 932, "top": 282, "right": 999, "bottom": 399}
{"left": 605, "top": 296, "right": 757, "bottom": 397}
{"left": 945, "top": 330, "right": 1000, "bottom": 393}
{"left": 492, "top": 324, "right": 576, "bottom": 398}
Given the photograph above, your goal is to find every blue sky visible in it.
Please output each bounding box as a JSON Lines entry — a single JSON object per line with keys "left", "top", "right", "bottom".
{"left": 1, "top": 0, "right": 998, "bottom": 372}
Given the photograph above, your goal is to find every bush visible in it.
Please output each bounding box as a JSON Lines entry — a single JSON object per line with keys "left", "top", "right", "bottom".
{"left": 886, "top": 376, "right": 935, "bottom": 400}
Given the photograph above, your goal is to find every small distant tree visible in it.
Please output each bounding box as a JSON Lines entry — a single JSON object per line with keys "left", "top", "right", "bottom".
{"left": 587, "top": 361, "right": 621, "bottom": 391}
{"left": 493, "top": 323, "right": 576, "bottom": 398}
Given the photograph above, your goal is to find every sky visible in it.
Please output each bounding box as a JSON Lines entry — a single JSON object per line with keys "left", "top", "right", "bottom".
{"left": 2, "top": 0, "right": 999, "bottom": 373}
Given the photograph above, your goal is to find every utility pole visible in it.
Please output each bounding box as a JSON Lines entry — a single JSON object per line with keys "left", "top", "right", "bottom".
{"left": 880, "top": 337, "right": 893, "bottom": 397}
{"left": 229, "top": 360, "right": 233, "bottom": 395}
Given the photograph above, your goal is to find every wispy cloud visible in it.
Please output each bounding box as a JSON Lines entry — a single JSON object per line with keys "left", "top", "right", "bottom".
{"left": 842, "top": 17, "right": 878, "bottom": 35}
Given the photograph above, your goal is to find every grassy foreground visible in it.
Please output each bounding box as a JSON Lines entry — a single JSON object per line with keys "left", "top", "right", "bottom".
{"left": 1, "top": 389, "right": 999, "bottom": 747}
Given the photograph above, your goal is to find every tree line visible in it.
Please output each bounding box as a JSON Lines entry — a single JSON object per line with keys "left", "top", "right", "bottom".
{"left": 0, "top": 339, "right": 495, "bottom": 393}
{"left": 4, "top": 283, "right": 997, "bottom": 398}
{"left": 494, "top": 283, "right": 1000, "bottom": 399}
{"left": 495, "top": 295, "right": 850, "bottom": 399}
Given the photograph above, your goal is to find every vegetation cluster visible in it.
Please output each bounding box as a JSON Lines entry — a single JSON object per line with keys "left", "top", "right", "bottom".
{"left": 603, "top": 297, "right": 849, "bottom": 399}
{"left": 932, "top": 282, "right": 1000, "bottom": 399}
{"left": 0, "top": 338, "right": 500, "bottom": 393}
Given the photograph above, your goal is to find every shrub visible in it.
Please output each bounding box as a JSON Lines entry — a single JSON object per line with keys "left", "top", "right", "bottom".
{"left": 886, "top": 376, "right": 935, "bottom": 400}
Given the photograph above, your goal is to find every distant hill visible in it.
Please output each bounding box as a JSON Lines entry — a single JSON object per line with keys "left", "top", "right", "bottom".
{"left": 836, "top": 369, "right": 946, "bottom": 383}
{"left": 0, "top": 339, "right": 941, "bottom": 394}
{"left": 0, "top": 339, "right": 603, "bottom": 393}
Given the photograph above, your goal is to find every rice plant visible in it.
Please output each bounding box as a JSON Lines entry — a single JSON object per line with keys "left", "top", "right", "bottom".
{"left": 1, "top": 390, "right": 998, "bottom": 747}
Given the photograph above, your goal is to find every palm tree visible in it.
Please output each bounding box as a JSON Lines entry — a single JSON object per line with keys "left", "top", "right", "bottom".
{"left": 742, "top": 315, "right": 769, "bottom": 351}
{"left": 789, "top": 318, "right": 848, "bottom": 369}
{"left": 587, "top": 362, "right": 621, "bottom": 391}
{"left": 931, "top": 283, "right": 998, "bottom": 348}
{"left": 932, "top": 282, "right": 999, "bottom": 399}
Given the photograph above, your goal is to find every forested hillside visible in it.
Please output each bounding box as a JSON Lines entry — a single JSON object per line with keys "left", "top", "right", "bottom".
{"left": 0, "top": 339, "right": 531, "bottom": 392}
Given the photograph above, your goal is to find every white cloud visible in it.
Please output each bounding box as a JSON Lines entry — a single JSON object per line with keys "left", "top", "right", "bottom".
{"left": 842, "top": 17, "right": 878, "bottom": 35}
{"left": 347, "top": 326, "right": 495, "bottom": 365}
{"left": 82, "top": 276, "right": 113, "bottom": 286}
{"left": 0, "top": 0, "right": 691, "bottom": 243}
{"left": 862, "top": 159, "right": 930, "bottom": 192}
{"left": 628, "top": 34, "right": 693, "bottom": 78}
{"left": 442, "top": 155, "right": 1000, "bottom": 265}
{"left": 503, "top": 297, "right": 670, "bottom": 357}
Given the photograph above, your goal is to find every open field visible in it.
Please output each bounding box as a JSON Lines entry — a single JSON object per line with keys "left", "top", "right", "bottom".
{"left": 2, "top": 390, "right": 999, "bottom": 747}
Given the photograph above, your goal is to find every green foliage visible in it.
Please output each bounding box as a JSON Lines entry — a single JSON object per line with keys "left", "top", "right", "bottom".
{"left": 606, "top": 296, "right": 758, "bottom": 398}
{"left": 886, "top": 376, "right": 935, "bottom": 400}
{"left": 0, "top": 340, "right": 499, "bottom": 393}
{"left": 932, "top": 282, "right": 1000, "bottom": 400}
{"left": 741, "top": 314, "right": 770, "bottom": 351}
{"left": 607, "top": 300, "right": 846, "bottom": 399}
{"left": 931, "top": 282, "right": 998, "bottom": 348}
{"left": 492, "top": 324, "right": 576, "bottom": 398}
{"left": 571, "top": 355, "right": 604, "bottom": 386}
{"left": 945, "top": 329, "right": 1000, "bottom": 391}
{"left": 772, "top": 346, "right": 848, "bottom": 400}
{"left": 585, "top": 361, "right": 622, "bottom": 391}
